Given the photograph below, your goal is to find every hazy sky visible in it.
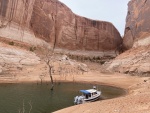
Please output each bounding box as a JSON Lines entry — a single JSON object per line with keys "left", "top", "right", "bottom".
{"left": 58, "top": 0, "right": 130, "bottom": 36}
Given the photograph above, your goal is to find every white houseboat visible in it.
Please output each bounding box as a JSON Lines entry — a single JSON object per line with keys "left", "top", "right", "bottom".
{"left": 74, "top": 88, "right": 101, "bottom": 104}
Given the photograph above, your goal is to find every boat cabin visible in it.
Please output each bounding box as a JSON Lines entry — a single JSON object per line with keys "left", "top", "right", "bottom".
{"left": 74, "top": 88, "right": 101, "bottom": 104}
{"left": 80, "top": 89, "right": 98, "bottom": 99}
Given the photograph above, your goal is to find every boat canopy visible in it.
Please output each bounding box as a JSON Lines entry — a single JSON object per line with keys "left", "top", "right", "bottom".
{"left": 80, "top": 90, "right": 90, "bottom": 94}
{"left": 80, "top": 89, "right": 97, "bottom": 94}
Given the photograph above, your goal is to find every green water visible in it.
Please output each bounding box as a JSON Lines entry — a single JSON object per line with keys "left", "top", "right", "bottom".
{"left": 0, "top": 82, "right": 126, "bottom": 113}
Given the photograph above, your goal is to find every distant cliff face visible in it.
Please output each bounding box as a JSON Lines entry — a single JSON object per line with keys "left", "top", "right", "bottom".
{"left": 0, "top": 0, "right": 122, "bottom": 56}
{"left": 31, "top": 0, "right": 122, "bottom": 52}
{"left": 124, "top": 0, "right": 150, "bottom": 49}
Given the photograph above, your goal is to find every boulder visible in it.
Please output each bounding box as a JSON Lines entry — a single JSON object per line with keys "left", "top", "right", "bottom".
{"left": 78, "top": 63, "right": 88, "bottom": 72}
{"left": 61, "top": 55, "right": 69, "bottom": 61}
{"left": 138, "top": 63, "right": 150, "bottom": 74}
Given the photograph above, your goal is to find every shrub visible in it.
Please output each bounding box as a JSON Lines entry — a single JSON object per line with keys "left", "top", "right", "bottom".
{"left": 29, "top": 46, "right": 36, "bottom": 52}
{"left": 9, "top": 41, "right": 14, "bottom": 45}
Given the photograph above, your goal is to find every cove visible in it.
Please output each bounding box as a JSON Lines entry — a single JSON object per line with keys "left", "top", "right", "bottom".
{"left": 0, "top": 82, "right": 126, "bottom": 113}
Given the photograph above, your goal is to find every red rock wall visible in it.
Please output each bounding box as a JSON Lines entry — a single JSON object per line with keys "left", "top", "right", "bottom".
{"left": 109, "top": 0, "right": 150, "bottom": 75}
{"left": 0, "top": 0, "right": 122, "bottom": 54}
{"left": 124, "top": 0, "right": 150, "bottom": 49}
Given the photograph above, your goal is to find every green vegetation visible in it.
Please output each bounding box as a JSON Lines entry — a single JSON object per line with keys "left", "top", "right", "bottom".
{"left": 29, "top": 46, "right": 36, "bottom": 52}
{"left": 67, "top": 54, "right": 113, "bottom": 64}
{"left": 9, "top": 41, "right": 14, "bottom": 45}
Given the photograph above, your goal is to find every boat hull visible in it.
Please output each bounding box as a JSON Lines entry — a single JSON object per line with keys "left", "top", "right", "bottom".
{"left": 74, "top": 90, "right": 101, "bottom": 104}
{"left": 84, "top": 95, "right": 100, "bottom": 102}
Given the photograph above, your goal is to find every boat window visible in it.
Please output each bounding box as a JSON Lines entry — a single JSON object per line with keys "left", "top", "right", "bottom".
{"left": 86, "top": 95, "right": 88, "bottom": 99}
{"left": 89, "top": 94, "right": 91, "bottom": 97}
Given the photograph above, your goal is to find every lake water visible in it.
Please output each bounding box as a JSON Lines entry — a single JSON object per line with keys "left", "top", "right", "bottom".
{"left": 0, "top": 82, "right": 126, "bottom": 113}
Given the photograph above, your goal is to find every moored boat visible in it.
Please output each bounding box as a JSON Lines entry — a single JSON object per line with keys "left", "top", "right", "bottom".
{"left": 74, "top": 87, "right": 101, "bottom": 104}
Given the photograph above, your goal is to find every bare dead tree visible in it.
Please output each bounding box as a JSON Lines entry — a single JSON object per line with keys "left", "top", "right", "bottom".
{"left": 39, "top": 74, "right": 45, "bottom": 85}
{"left": 58, "top": 62, "right": 63, "bottom": 82}
{"left": 47, "top": 56, "right": 54, "bottom": 90}
{"left": 41, "top": 47, "right": 55, "bottom": 90}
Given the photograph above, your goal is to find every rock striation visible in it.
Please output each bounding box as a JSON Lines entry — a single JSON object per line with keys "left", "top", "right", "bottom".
{"left": 0, "top": 0, "right": 122, "bottom": 57}
{"left": 0, "top": 43, "right": 40, "bottom": 66}
{"left": 0, "top": 42, "right": 40, "bottom": 79}
{"left": 124, "top": 0, "right": 150, "bottom": 49}
{"left": 107, "top": 46, "right": 150, "bottom": 75}
{"left": 108, "top": 0, "right": 150, "bottom": 75}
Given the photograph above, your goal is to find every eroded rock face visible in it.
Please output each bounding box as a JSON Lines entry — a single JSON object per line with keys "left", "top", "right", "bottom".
{"left": 0, "top": 0, "right": 122, "bottom": 57}
{"left": 124, "top": 0, "right": 150, "bottom": 49}
{"left": 108, "top": 0, "right": 150, "bottom": 75}
{"left": 107, "top": 46, "right": 150, "bottom": 76}
{"left": 0, "top": 42, "right": 40, "bottom": 77}
{"left": 0, "top": 43, "right": 40, "bottom": 66}
{"left": 31, "top": 0, "right": 122, "bottom": 52}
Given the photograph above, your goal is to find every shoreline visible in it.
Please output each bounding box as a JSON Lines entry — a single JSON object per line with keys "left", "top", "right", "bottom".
{"left": 0, "top": 72, "right": 139, "bottom": 89}
{"left": 0, "top": 72, "right": 145, "bottom": 91}
{"left": 0, "top": 78, "right": 128, "bottom": 94}
{"left": 0, "top": 72, "right": 149, "bottom": 113}
{"left": 52, "top": 73, "right": 150, "bottom": 113}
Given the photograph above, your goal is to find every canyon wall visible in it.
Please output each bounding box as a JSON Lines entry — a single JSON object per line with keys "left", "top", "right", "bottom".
{"left": 123, "top": 0, "right": 150, "bottom": 49}
{"left": 0, "top": 0, "right": 122, "bottom": 57}
{"left": 108, "top": 0, "right": 150, "bottom": 75}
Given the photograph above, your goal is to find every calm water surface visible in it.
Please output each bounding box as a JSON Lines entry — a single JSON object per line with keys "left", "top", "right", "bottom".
{"left": 0, "top": 82, "right": 126, "bottom": 113}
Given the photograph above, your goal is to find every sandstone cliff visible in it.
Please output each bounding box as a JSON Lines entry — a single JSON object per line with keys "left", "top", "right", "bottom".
{"left": 108, "top": 0, "right": 150, "bottom": 75}
{"left": 0, "top": 0, "right": 122, "bottom": 57}
{"left": 123, "top": 0, "right": 150, "bottom": 49}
